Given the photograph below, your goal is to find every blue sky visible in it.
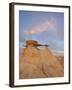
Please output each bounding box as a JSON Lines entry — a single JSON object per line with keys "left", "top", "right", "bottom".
{"left": 19, "top": 10, "right": 64, "bottom": 53}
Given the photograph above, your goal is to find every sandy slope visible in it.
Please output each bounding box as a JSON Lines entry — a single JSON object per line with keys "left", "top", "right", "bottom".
{"left": 19, "top": 46, "right": 64, "bottom": 79}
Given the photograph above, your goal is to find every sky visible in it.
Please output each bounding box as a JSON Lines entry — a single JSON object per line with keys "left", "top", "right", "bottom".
{"left": 19, "top": 10, "right": 64, "bottom": 53}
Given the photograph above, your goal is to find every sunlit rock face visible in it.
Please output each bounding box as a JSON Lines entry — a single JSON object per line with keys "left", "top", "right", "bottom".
{"left": 19, "top": 40, "right": 64, "bottom": 79}
{"left": 26, "top": 40, "right": 38, "bottom": 47}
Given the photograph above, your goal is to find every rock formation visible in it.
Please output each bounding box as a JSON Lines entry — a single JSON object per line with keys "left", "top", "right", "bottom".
{"left": 19, "top": 40, "right": 64, "bottom": 79}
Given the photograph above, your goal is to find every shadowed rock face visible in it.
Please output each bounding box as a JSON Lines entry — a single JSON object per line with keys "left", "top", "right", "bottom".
{"left": 19, "top": 40, "right": 64, "bottom": 79}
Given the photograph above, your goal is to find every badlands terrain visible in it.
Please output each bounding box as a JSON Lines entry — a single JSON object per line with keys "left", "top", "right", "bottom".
{"left": 19, "top": 40, "right": 64, "bottom": 79}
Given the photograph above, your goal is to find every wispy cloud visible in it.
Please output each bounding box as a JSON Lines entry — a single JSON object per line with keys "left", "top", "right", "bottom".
{"left": 24, "top": 17, "right": 57, "bottom": 35}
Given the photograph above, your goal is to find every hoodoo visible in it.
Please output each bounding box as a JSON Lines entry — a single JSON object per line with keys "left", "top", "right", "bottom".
{"left": 19, "top": 40, "right": 64, "bottom": 79}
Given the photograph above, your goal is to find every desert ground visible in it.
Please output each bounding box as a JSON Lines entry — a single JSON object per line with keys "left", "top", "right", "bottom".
{"left": 19, "top": 45, "right": 64, "bottom": 79}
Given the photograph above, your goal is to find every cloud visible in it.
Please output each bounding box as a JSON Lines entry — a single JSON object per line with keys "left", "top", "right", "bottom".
{"left": 24, "top": 17, "right": 57, "bottom": 35}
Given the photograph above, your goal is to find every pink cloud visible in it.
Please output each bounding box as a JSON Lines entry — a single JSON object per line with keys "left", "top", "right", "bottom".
{"left": 24, "top": 17, "right": 57, "bottom": 35}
